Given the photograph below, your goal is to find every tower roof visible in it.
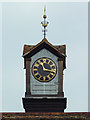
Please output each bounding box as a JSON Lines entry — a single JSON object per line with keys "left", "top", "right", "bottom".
{"left": 23, "top": 38, "right": 66, "bottom": 58}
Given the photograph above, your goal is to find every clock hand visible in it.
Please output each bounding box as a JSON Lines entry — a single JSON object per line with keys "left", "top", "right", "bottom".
{"left": 40, "top": 62, "right": 45, "bottom": 70}
{"left": 43, "top": 68, "right": 56, "bottom": 72}
{"left": 40, "top": 62, "right": 55, "bottom": 72}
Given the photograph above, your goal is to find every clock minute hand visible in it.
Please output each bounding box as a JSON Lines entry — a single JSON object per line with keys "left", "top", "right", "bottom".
{"left": 43, "top": 68, "right": 55, "bottom": 72}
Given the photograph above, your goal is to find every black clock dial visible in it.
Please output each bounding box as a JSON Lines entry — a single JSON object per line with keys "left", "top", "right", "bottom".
{"left": 32, "top": 57, "right": 57, "bottom": 82}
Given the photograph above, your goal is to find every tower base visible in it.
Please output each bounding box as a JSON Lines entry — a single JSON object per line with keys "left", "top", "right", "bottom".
{"left": 22, "top": 97, "right": 67, "bottom": 112}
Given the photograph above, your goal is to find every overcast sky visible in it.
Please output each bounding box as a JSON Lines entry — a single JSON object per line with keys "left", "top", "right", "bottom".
{"left": 1, "top": 2, "right": 88, "bottom": 112}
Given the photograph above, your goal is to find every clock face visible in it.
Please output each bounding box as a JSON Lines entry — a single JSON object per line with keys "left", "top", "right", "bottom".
{"left": 32, "top": 57, "right": 57, "bottom": 82}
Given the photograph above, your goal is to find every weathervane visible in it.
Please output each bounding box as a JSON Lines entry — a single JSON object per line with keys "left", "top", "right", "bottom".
{"left": 41, "top": 6, "right": 49, "bottom": 38}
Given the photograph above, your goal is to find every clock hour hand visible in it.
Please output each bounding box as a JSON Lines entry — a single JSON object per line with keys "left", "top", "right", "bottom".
{"left": 40, "top": 62, "right": 45, "bottom": 70}
{"left": 40, "top": 62, "right": 55, "bottom": 72}
{"left": 40, "top": 62, "right": 50, "bottom": 71}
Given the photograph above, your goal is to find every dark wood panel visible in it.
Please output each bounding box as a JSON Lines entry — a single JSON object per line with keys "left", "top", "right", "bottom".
{"left": 22, "top": 97, "right": 67, "bottom": 112}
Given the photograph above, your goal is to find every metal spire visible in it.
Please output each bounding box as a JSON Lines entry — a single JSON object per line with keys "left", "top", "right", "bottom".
{"left": 41, "top": 6, "right": 49, "bottom": 38}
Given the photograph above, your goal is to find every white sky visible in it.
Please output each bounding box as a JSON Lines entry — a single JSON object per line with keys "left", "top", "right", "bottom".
{"left": 0, "top": 2, "right": 88, "bottom": 112}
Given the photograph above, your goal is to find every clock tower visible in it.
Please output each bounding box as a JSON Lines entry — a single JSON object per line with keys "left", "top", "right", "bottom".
{"left": 22, "top": 6, "right": 67, "bottom": 112}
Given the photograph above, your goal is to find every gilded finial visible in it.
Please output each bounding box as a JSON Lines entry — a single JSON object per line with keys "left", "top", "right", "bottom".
{"left": 41, "top": 6, "right": 49, "bottom": 38}
{"left": 43, "top": 5, "right": 46, "bottom": 18}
